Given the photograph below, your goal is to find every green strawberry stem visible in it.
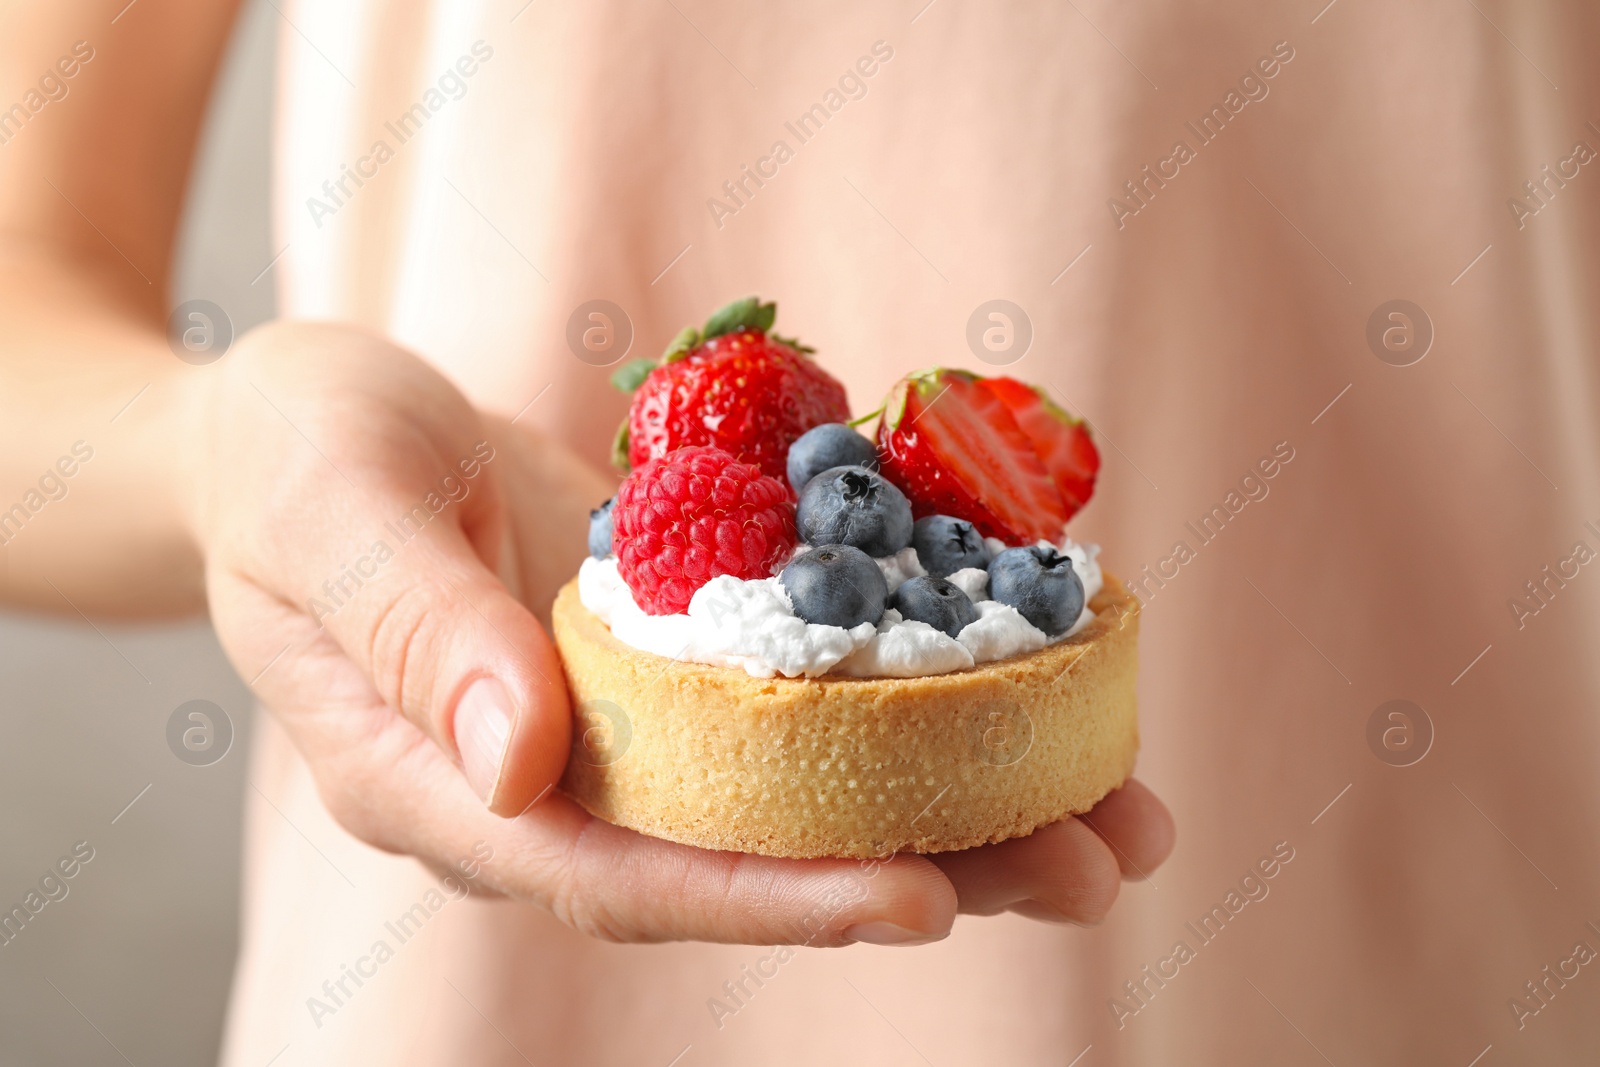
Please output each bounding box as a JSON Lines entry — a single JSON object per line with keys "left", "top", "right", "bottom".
{"left": 659, "top": 325, "right": 701, "bottom": 364}
{"left": 655, "top": 296, "right": 812, "bottom": 366}
{"left": 702, "top": 296, "right": 776, "bottom": 340}
{"left": 609, "top": 358, "right": 658, "bottom": 393}
{"left": 770, "top": 332, "right": 816, "bottom": 354}
{"left": 610, "top": 419, "right": 631, "bottom": 472}
{"left": 847, "top": 406, "right": 884, "bottom": 428}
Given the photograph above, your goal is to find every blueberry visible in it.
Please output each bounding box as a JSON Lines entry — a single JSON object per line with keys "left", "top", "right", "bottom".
{"left": 786, "top": 423, "right": 879, "bottom": 493}
{"left": 780, "top": 544, "right": 888, "bottom": 628}
{"left": 796, "top": 466, "right": 913, "bottom": 557}
{"left": 987, "top": 546, "right": 1085, "bottom": 636}
{"left": 890, "top": 575, "right": 979, "bottom": 639}
{"left": 911, "top": 515, "right": 990, "bottom": 579}
{"left": 588, "top": 497, "right": 615, "bottom": 559}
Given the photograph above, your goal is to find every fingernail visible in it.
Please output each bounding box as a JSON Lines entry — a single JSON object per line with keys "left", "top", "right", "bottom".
{"left": 842, "top": 922, "right": 945, "bottom": 947}
{"left": 456, "top": 677, "right": 513, "bottom": 805}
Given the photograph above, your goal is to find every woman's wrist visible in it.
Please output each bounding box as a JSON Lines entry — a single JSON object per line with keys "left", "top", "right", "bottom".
{"left": 168, "top": 334, "right": 228, "bottom": 584}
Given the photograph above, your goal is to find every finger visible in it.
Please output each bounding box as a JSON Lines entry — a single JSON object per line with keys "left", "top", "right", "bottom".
{"left": 210, "top": 328, "right": 569, "bottom": 816}
{"left": 1076, "top": 778, "right": 1176, "bottom": 881}
{"left": 213, "top": 540, "right": 567, "bottom": 821}
{"left": 927, "top": 817, "right": 1121, "bottom": 925}
{"left": 311, "top": 703, "right": 960, "bottom": 947}
{"left": 548, "top": 806, "right": 958, "bottom": 946}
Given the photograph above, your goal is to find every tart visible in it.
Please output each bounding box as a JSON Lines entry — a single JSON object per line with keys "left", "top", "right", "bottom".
{"left": 554, "top": 297, "right": 1137, "bottom": 859}
{"left": 554, "top": 574, "right": 1138, "bottom": 858}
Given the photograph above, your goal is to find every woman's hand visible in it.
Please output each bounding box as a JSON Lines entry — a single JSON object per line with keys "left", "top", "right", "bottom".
{"left": 192, "top": 320, "right": 1174, "bottom": 946}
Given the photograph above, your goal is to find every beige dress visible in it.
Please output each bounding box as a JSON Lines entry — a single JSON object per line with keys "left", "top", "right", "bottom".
{"left": 222, "top": 2, "right": 1600, "bottom": 1063}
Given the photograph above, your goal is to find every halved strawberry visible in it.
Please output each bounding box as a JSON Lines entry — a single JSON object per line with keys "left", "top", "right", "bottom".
{"left": 875, "top": 369, "right": 1069, "bottom": 543}
{"left": 979, "top": 376, "right": 1100, "bottom": 518}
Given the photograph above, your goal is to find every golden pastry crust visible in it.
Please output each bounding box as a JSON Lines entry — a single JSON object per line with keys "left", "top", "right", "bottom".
{"left": 552, "top": 574, "right": 1139, "bottom": 859}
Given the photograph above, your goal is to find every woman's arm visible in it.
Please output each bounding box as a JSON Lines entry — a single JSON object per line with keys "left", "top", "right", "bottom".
{"left": 0, "top": 0, "right": 238, "bottom": 615}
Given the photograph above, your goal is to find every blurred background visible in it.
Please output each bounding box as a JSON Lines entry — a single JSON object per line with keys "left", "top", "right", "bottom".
{"left": 5, "top": 3, "right": 1599, "bottom": 1064}
{"left": 0, "top": 2, "right": 272, "bottom": 1063}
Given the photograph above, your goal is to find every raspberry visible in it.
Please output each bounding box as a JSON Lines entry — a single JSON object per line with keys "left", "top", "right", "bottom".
{"left": 612, "top": 445, "right": 797, "bottom": 615}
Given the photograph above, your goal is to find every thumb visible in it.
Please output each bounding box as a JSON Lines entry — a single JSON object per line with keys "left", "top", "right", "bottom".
{"left": 197, "top": 322, "right": 571, "bottom": 817}
{"left": 311, "top": 517, "right": 570, "bottom": 817}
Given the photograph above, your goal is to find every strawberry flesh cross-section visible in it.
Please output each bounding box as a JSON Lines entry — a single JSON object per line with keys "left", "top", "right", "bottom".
{"left": 876, "top": 369, "right": 1089, "bottom": 544}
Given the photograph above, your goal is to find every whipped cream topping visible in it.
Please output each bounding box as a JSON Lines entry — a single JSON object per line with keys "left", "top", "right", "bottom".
{"left": 577, "top": 536, "right": 1103, "bottom": 680}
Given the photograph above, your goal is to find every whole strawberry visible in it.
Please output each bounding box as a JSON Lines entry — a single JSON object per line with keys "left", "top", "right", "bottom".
{"left": 611, "top": 297, "right": 850, "bottom": 483}
{"left": 612, "top": 445, "right": 797, "bottom": 615}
